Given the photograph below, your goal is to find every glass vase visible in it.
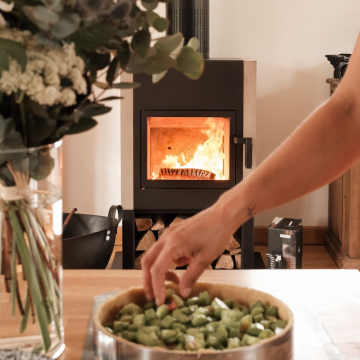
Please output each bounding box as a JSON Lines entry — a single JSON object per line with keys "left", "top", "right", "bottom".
{"left": 0, "top": 141, "right": 64, "bottom": 358}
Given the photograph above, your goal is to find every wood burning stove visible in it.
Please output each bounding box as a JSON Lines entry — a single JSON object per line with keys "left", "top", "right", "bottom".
{"left": 120, "top": 0, "right": 256, "bottom": 270}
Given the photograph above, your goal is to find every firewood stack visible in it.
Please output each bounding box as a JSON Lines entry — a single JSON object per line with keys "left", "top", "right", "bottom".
{"left": 134, "top": 214, "right": 241, "bottom": 270}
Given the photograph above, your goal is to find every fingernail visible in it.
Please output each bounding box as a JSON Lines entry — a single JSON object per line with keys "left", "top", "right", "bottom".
{"left": 182, "top": 287, "right": 191, "bottom": 298}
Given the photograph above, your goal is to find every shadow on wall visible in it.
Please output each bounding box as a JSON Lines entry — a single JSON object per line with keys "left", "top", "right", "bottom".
{"left": 255, "top": 63, "right": 330, "bottom": 226}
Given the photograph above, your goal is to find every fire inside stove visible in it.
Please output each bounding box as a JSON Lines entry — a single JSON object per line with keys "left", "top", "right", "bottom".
{"left": 148, "top": 117, "right": 230, "bottom": 180}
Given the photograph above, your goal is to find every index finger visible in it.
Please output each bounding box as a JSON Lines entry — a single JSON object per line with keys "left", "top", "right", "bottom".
{"left": 141, "top": 239, "right": 165, "bottom": 301}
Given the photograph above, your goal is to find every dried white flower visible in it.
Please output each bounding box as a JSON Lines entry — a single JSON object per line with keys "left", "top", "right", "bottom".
{"left": 59, "top": 88, "right": 76, "bottom": 107}
{"left": 0, "top": 27, "right": 87, "bottom": 106}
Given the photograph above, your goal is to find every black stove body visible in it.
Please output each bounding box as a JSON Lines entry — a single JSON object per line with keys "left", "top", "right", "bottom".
{"left": 121, "top": 59, "right": 256, "bottom": 269}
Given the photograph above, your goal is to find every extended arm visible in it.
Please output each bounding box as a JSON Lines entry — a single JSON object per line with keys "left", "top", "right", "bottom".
{"left": 142, "top": 32, "right": 360, "bottom": 306}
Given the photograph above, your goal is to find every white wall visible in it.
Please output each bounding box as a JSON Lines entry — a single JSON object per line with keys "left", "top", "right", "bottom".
{"left": 63, "top": 0, "right": 360, "bottom": 225}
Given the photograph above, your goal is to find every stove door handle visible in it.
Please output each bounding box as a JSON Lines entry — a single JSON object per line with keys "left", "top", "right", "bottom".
{"left": 233, "top": 137, "right": 253, "bottom": 169}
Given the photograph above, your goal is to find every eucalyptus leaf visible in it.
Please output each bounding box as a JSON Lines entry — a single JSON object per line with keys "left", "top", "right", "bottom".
{"left": 98, "top": 96, "right": 123, "bottom": 101}
{"left": 144, "top": 49, "right": 175, "bottom": 75}
{"left": 29, "top": 151, "right": 55, "bottom": 180}
{"left": 0, "top": 115, "right": 14, "bottom": 142}
{"left": 187, "top": 37, "right": 200, "bottom": 52}
{"left": 0, "top": 38, "right": 27, "bottom": 71}
{"left": 88, "top": 52, "right": 111, "bottom": 71}
{"left": 111, "top": 82, "right": 140, "bottom": 89}
{"left": 141, "top": 0, "right": 158, "bottom": 11}
{"left": 118, "top": 40, "right": 130, "bottom": 68}
{"left": 67, "top": 118, "right": 98, "bottom": 134}
{"left": 0, "top": 51, "right": 9, "bottom": 75}
{"left": 22, "top": 5, "right": 58, "bottom": 31}
{"left": 145, "top": 10, "right": 159, "bottom": 26}
{"left": 82, "top": 103, "right": 112, "bottom": 117}
{"left": 35, "top": 34, "right": 62, "bottom": 49}
{"left": 69, "top": 23, "right": 116, "bottom": 52}
{"left": 28, "top": 117, "right": 57, "bottom": 145}
{"left": 51, "top": 13, "right": 81, "bottom": 39}
{"left": 152, "top": 70, "right": 167, "bottom": 83}
{"left": 94, "top": 81, "right": 109, "bottom": 90}
{"left": 106, "top": 56, "right": 120, "bottom": 85}
{"left": 24, "top": 98, "right": 49, "bottom": 119}
{"left": 111, "top": 0, "right": 132, "bottom": 20}
{"left": 153, "top": 17, "right": 169, "bottom": 32}
{"left": 154, "top": 33, "right": 183, "bottom": 54}
{"left": 131, "top": 29, "right": 150, "bottom": 58}
{"left": 125, "top": 48, "right": 156, "bottom": 73}
{"left": 175, "top": 45, "right": 204, "bottom": 80}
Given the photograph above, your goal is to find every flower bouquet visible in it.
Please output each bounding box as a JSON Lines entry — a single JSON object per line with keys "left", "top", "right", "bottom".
{"left": 0, "top": 0, "right": 203, "bottom": 356}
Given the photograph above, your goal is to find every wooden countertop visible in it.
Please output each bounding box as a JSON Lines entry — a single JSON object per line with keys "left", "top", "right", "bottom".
{"left": 60, "top": 269, "right": 360, "bottom": 360}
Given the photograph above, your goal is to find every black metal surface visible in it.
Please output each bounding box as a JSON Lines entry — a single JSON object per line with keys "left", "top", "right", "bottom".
{"left": 133, "top": 59, "right": 244, "bottom": 211}
{"left": 141, "top": 110, "right": 236, "bottom": 189}
{"left": 325, "top": 54, "right": 351, "bottom": 79}
{"left": 167, "top": 0, "right": 209, "bottom": 59}
{"left": 234, "top": 137, "right": 253, "bottom": 169}
{"left": 122, "top": 210, "right": 136, "bottom": 269}
{"left": 241, "top": 218, "right": 254, "bottom": 269}
{"left": 62, "top": 206, "right": 122, "bottom": 269}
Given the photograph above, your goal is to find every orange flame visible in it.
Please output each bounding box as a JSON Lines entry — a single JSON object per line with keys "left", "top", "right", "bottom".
{"left": 152, "top": 118, "right": 227, "bottom": 180}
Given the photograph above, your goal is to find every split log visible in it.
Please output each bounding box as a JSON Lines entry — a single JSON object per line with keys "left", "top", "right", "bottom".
{"left": 170, "top": 215, "right": 189, "bottom": 227}
{"left": 135, "top": 216, "right": 153, "bottom": 232}
{"left": 135, "top": 251, "right": 147, "bottom": 270}
{"left": 158, "top": 228, "right": 166, "bottom": 239}
{"left": 215, "top": 254, "right": 234, "bottom": 269}
{"left": 235, "top": 254, "right": 241, "bottom": 269}
{"left": 225, "top": 236, "right": 240, "bottom": 252}
{"left": 230, "top": 248, "right": 241, "bottom": 256}
{"left": 206, "top": 264, "right": 213, "bottom": 270}
{"left": 151, "top": 215, "right": 165, "bottom": 231}
{"left": 160, "top": 168, "right": 216, "bottom": 180}
{"left": 136, "top": 230, "right": 156, "bottom": 251}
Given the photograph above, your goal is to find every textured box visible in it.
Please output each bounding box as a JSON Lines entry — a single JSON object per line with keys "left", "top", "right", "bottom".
{"left": 267, "top": 217, "right": 303, "bottom": 269}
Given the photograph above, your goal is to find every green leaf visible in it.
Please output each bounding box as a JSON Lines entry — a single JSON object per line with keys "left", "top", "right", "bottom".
{"left": 152, "top": 70, "right": 167, "bottom": 83}
{"left": 82, "top": 103, "right": 112, "bottom": 117}
{"left": 29, "top": 151, "right": 55, "bottom": 180}
{"left": 67, "top": 118, "right": 97, "bottom": 134}
{"left": 154, "top": 33, "right": 183, "bottom": 54}
{"left": 88, "top": 52, "right": 111, "bottom": 71}
{"left": 125, "top": 48, "right": 156, "bottom": 73}
{"left": 144, "top": 49, "right": 175, "bottom": 75}
{"left": 131, "top": 29, "right": 151, "bottom": 58}
{"left": 141, "top": 0, "right": 158, "bottom": 11}
{"left": 106, "top": 56, "right": 120, "bottom": 85}
{"left": 35, "top": 34, "right": 62, "bottom": 49}
{"left": 22, "top": 5, "right": 59, "bottom": 31}
{"left": 187, "top": 37, "right": 200, "bottom": 52}
{"left": 24, "top": 98, "right": 49, "bottom": 119}
{"left": 51, "top": 13, "right": 81, "bottom": 39}
{"left": 0, "top": 51, "right": 9, "bottom": 75}
{"left": 69, "top": 23, "right": 116, "bottom": 52}
{"left": 118, "top": 41, "right": 130, "bottom": 68}
{"left": 175, "top": 46, "right": 204, "bottom": 80}
{"left": 98, "top": 96, "right": 123, "bottom": 101}
{"left": 0, "top": 115, "right": 14, "bottom": 142}
{"left": 111, "top": 82, "right": 140, "bottom": 89}
{"left": 0, "top": 38, "right": 27, "bottom": 71}
{"left": 145, "top": 10, "right": 159, "bottom": 26}
{"left": 94, "top": 81, "right": 109, "bottom": 90}
{"left": 153, "top": 18, "right": 169, "bottom": 32}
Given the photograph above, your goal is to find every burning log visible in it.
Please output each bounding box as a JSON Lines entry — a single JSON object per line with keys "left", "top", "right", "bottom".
{"left": 135, "top": 216, "right": 153, "bottom": 232}
{"left": 159, "top": 168, "right": 216, "bottom": 180}
{"left": 225, "top": 236, "right": 240, "bottom": 252}
{"left": 151, "top": 215, "right": 165, "bottom": 231}
{"left": 136, "top": 230, "right": 156, "bottom": 251}
{"left": 235, "top": 254, "right": 241, "bottom": 269}
{"left": 215, "top": 254, "right": 234, "bottom": 270}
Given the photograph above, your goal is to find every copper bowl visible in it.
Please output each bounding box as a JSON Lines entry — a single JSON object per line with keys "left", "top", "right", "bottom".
{"left": 93, "top": 282, "right": 294, "bottom": 360}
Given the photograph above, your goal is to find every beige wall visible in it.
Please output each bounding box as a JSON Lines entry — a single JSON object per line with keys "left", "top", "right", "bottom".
{"left": 63, "top": 1, "right": 360, "bottom": 225}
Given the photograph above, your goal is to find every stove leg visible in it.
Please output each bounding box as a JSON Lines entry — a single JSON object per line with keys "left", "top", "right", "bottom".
{"left": 123, "top": 210, "right": 136, "bottom": 269}
{"left": 241, "top": 218, "right": 254, "bottom": 269}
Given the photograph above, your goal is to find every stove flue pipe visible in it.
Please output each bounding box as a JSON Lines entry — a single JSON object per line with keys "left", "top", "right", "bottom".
{"left": 166, "top": 0, "right": 209, "bottom": 59}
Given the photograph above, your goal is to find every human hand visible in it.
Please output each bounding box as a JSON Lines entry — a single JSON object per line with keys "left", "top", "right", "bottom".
{"left": 141, "top": 204, "right": 233, "bottom": 306}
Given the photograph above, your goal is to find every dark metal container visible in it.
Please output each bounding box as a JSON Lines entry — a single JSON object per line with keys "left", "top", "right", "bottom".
{"left": 62, "top": 205, "right": 122, "bottom": 269}
{"left": 167, "top": 0, "right": 209, "bottom": 58}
